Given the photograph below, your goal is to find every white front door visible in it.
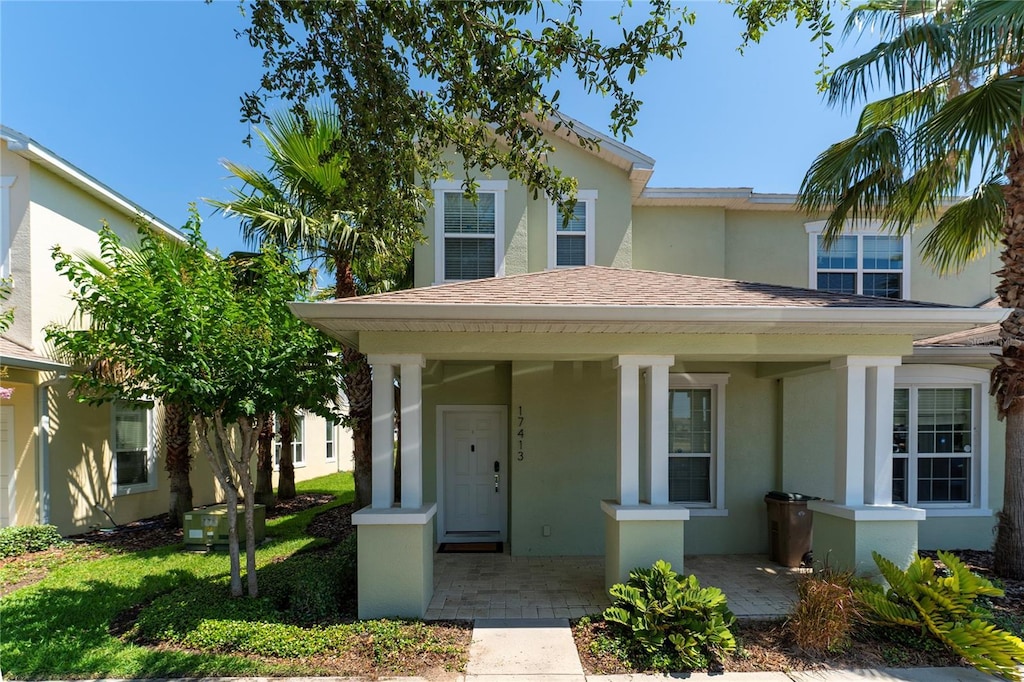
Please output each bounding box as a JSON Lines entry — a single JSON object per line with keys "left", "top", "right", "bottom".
{"left": 0, "top": 406, "right": 16, "bottom": 527}
{"left": 442, "top": 408, "right": 506, "bottom": 540}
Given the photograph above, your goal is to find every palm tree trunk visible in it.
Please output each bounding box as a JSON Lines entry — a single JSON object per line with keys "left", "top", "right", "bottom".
{"left": 277, "top": 410, "right": 296, "bottom": 500}
{"left": 993, "top": 142, "right": 1024, "bottom": 579}
{"left": 164, "top": 402, "right": 192, "bottom": 527}
{"left": 255, "top": 414, "right": 275, "bottom": 510}
{"left": 335, "top": 257, "right": 375, "bottom": 508}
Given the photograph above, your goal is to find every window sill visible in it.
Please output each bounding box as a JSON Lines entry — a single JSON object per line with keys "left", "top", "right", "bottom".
{"left": 919, "top": 507, "right": 993, "bottom": 518}
{"left": 115, "top": 485, "right": 157, "bottom": 497}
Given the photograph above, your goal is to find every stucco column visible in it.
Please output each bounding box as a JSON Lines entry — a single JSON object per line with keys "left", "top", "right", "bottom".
{"left": 865, "top": 359, "right": 900, "bottom": 505}
{"left": 645, "top": 358, "right": 674, "bottom": 505}
{"left": 399, "top": 357, "right": 426, "bottom": 509}
{"left": 614, "top": 357, "right": 641, "bottom": 506}
{"left": 368, "top": 358, "right": 395, "bottom": 509}
{"left": 831, "top": 357, "right": 868, "bottom": 506}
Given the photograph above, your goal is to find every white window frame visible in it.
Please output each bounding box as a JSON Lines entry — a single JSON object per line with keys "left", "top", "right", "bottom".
{"left": 274, "top": 414, "right": 306, "bottom": 469}
{"left": 111, "top": 402, "right": 156, "bottom": 496}
{"left": 805, "top": 220, "right": 911, "bottom": 299}
{"left": 1, "top": 176, "right": 16, "bottom": 281}
{"left": 893, "top": 365, "right": 990, "bottom": 516}
{"left": 547, "top": 189, "right": 597, "bottom": 268}
{"left": 325, "top": 417, "right": 336, "bottom": 462}
{"left": 433, "top": 180, "right": 507, "bottom": 284}
{"left": 668, "top": 373, "right": 728, "bottom": 511}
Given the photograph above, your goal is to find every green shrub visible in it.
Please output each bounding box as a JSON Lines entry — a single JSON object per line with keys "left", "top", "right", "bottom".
{"left": 603, "top": 560, "right": 736, "bottom": 671}
{"left": 0, "top": 525, "right": 68, "bottom": 558}
{"left": 789, "top": 566, "right": 860, "bottom": 654}
{"left": 855, "top": 551, "right": 1024, "bottom": 681}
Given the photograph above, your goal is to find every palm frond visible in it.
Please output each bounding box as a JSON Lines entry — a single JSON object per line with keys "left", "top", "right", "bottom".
{"left": 959, "top": 0, "right": 1024, "bottom": 70}
{"left": 920, "top": 179, "right": 1004, "bottom": 273}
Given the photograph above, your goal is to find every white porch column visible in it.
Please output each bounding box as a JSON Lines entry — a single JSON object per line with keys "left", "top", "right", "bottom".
{"left": 831, "top": 357, "right": 868, "bottom": 506}
{"left": 368, "top": 358, "right": 395, "bottom": 509}
{"left": 645, "top": 358, "right": 674, "bottom": 505}
{"left": 865, "top": 359, "right": 901, "bottom": 505}
{"left": 614, "top": 357, "right": 641, "bottom": 506}
{"left": 400, "top": 357, "right": 426, "bottom": 509}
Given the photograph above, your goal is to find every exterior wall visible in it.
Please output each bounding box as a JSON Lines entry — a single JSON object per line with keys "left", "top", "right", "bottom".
{"left": 356, "top": 520, "right": 434, "bottom": 619}
{"left": 510, "top": 360, "right": 617, "bottom": 555}
{"left": 632, "top": 206, "right": 726, "bottom": 277}
{"left": 780, "top": 369, "right": 836, "bottom": 500}
{"left": 907, "top": 230, "right": 998, "bottom": 307}
{"left": 3, "top": 144, "right": 33, "bottom": 348}
{"left": 681, "top": 363, "right": 778, "bottom": 555}
{"left": 724, "top": 211, "right": 810, "bottom": 288}
{"left": 1, "top": 370, "right": 39, "bottom": 526}
{"left": 605, "top": 515, "right": 685, "bottom": 588}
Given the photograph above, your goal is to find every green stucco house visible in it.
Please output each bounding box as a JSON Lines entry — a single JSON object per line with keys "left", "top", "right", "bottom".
{"left": 291, "top": 118, "right": 1005, "bottom": 619}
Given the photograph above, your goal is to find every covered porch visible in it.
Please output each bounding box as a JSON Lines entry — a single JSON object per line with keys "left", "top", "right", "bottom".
{"left": 291, "top": 267, "right": 1003, "bottom": 620}
{"left": 426, "top": 552, "right": 809, "bottom": 620}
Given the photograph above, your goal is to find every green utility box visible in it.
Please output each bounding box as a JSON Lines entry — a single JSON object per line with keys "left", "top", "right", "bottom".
{"left": 183, "top": 503, "right": 266, "bottom": 551}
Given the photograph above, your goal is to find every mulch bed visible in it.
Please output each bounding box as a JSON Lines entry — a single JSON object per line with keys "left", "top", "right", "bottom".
{"left": 575, "top": 548, "right": 1023, "bottom": 676}
{"left": 66, "top": 493, "right": 336, "bottom": 553}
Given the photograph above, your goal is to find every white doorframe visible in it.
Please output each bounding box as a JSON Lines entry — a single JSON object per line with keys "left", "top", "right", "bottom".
{"left": 1, "top": 406, "right": 16, "bottom": 526}
{"left": 435, "top": 405, "right": 508, "bottom": 542}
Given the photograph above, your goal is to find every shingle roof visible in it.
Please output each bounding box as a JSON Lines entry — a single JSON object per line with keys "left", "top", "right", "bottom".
{"left": 342, "top": 266, "right": 951, "bottom": 309}
{"left": 915, "top": 323, "right": 1001, "bottom": 347}
{"left": 1, "top": 336, "right": 67, "bottom": 371}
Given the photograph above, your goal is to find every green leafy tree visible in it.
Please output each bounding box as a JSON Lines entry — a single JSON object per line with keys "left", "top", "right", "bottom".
{"left": 234, "top": 2, "right": 692, "bottom": 507}
{"left": 787, "top": 0, "right": 1024, "bottom": 577}
{"left": 46, "top": 209, "right": 339, "bottom": 596}
{"left": 208, "top": 107, "right": 413, "bottom": 508}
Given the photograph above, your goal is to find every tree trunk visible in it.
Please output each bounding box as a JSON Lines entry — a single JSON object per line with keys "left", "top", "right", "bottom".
{"left": 255, "top": 414, "right": 275, "bottom": 510}
{"left": 194, "top": 414, "right": 242, "bottom": 597}
{"left": 164, "top": 402, "right": 192, "bottom": 527}
{"left": 994, "top": 141, "right": 1024, "bottom": 579}
{"left": 277, "top": 410, "right": 297, "bottom": 500}
{"left": 234, "top": 415, "right": 260, "bottom": 598}
{"left": 336, "top": 257, "right": 374, "bottom": 508}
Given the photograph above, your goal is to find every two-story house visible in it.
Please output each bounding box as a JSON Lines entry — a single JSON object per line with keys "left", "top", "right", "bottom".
{"left": 0, "top": 126, "right": 352, "bottom": 535}
{"left": 293, "top": 118, "right": 1005, "bottom": 619}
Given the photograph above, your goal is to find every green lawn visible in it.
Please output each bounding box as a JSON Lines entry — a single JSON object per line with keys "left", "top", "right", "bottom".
{"left": 0, "top": 473, "right": 468, "bottom": 678}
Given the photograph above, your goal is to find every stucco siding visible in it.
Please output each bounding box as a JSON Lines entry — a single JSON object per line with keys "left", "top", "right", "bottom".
{"left": 632, "top": 206, "right": 726, "bottom": 277}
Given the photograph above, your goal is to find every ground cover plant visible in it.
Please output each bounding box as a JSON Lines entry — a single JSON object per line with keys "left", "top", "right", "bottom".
{"left": 0, "top": 473, "right": 470, "bottom": 678}
{"left": 0, "top": 524, "right": 69, "bottom": 558}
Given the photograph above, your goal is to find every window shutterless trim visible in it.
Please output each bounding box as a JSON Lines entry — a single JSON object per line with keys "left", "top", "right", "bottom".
{"left": 111, "top": 402, "right": 156, "bottom": 496}
{"left": 668, "top": 373, "right": 729, "bottom": 509}
{"left": 805, "top": 220, "right": 911, "bottom": 299}
{"left": 433, "top": 180, "right": 507, "bottom": 283}
{"left": 547, "top": 189, "right": 597, "bottom": 268}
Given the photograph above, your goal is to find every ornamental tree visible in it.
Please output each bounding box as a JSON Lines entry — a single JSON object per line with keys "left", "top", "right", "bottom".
{"left": 46, "top": 209, "right": 339, "bottom": 596}
{"left": 237, "top": 1, "right": 693, "bottom": 508}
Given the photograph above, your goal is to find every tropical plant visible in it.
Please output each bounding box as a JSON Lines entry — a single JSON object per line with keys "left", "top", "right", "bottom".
{"left": 855, "top": 551, "right": 1024, "bottom": 680}
{"left": 46, "top": 208, "right": 341, "bottom": 596}
{"left": 208, "top": 107, "right": 415, "bottom": 509}
{"left": 0, "top": 525, "right": 67, "bottom": 558}
{"left": 603, "top": 560, "right": 737, "bottom": 670}
{"left": 791, "top": 0, "right": 1024, "bottom": 578}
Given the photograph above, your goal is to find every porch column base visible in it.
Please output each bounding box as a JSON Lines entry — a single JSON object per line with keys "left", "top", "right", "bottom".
{"left": 809, "top": 501, "right": 924, "bottom": 578}
{"left": 352, "top": 504, "right": 437, "bottom": 619}
{"left": 601, "top": 501, "right": 689, "bottom": 590}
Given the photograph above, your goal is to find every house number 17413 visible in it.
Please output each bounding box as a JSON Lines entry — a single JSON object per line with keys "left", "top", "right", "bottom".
{"left": 516, "top": 405, "right": 525, "bottom": 461}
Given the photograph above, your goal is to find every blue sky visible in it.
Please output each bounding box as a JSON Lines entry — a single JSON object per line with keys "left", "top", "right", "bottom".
{"left": 1, "top": 1, "right": 864, "bottom": 256}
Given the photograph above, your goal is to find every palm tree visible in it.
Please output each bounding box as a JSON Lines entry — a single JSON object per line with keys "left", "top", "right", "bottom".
{"left": 798, "top": 0, "right": 1024, "bottom": 577}
{"left": 208, "top": 106, "right": 421, "bottom": 509}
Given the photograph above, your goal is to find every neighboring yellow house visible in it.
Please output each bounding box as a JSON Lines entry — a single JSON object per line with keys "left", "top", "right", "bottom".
{"left": 0, "top": 126, "right": 352, "bottom": 535}
{"left": 292, "top": 117, "right": 1006, "bottom": 619}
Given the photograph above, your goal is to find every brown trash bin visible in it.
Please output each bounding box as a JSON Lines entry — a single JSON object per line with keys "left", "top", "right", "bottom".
{"left": 764, "top": 491, "right": 819, "bottom": 568}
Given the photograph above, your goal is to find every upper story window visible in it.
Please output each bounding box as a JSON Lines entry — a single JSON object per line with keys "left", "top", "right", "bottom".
{"left": 433, "top": 180, "right": 507, "bottom": 283}
{"left": 806, "top": 221, "right": 910, "bottom": 299}
{"left": 892, "top": 365, "right": 989, "bottom": 513}
{"left": 668, "top": 373, "right": 728, "bottom": 509}
{"left": 1, "top": 176, "right": 16, "bottom": 281}
{"left": 547, "top": 190, "right": 597, "bottom": 268}
{"left": 112, "top": 402, "right": 155, "bottom": 496}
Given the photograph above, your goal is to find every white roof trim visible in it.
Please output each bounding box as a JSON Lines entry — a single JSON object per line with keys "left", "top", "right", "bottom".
{"left": 542, "top": 113, "right": 655, "bottom": 171}
{"left": 1, "top": 125, "right": 185, "bottom": 243}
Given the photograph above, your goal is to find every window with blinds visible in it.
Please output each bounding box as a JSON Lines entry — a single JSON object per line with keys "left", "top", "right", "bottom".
{"left": 443, "top": 192, "right": 496, "bottom": 280}
{"left": 113, "top": 402, "right": 154, "bottom": 495}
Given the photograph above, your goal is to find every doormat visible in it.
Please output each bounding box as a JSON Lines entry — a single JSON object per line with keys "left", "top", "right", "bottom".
{"left": 438, "top": 542, "right": 503, "bottom": 554}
